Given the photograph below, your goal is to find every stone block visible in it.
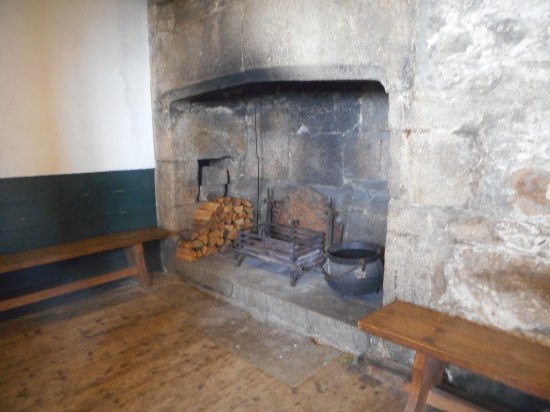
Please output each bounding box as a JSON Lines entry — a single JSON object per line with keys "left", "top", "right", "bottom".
{"left": 155, "top": 161, "right": 198, "bottom": 207}
{"left": 157, "top": 204, "right": 197, "bottom": 232}
{"left": 289, "top": 133, "right": 343, "bottom": 186}
{"left": 369, "top": 193, "right": 390, "bottom": 216}
{"left": 159, "top": 237, "right": 177, "bottom": 273}
{"left": 510, "top": 168, "right": 550, "bottom": 216}
{"left": 242, "top": 0, "right": 414, "bottom": 86}
{"left": 406, "top": 94, "right": 480, "bottom": 133}
{"left": 344, "top": 207, "right": 387, "bottom": 245}
{"left": 439, "top": 245, "right": 550, "bottom": 344}
{"left": 379, "top": 135, "right": 391, "bottom": 181}
{"left": 172, "top": 104, "right": 247, "bottom": 160}
{"left": 342, "top": 87, "right": 390, "bottom": 182}
{"left": 260, "top": 130, "right": 290, "bottom": 181}
{"left": 332, "top": 187, "right": 389, "bottom": 245}
{"left": 158, "top": 181, "right": 198, "bottom": 208}
{"left": 217, "top": 156, "right": 243, "bottom": 184}
{"left": 343, "top": 132, "right": 382, "bottom": 181}
{"left": 400, "top": 131, "right": 474, "bottom": 207}
{"left": 383, "top": 203, "right": 455, "bottom": 303}
{"left": 152, "top": 109, "right": 175, "bottom": 161}
{"left": 199, "top": 185, "right": 226, "bottom": 201}
{"left": 148, "top": 1, "right": 175, "bottom": 33}
{"left": 150, "top": 0, "right": 244, "bottom": 94}
{"left": 445, "top": 216, "right": 493, "bottom": 243}
{"left": 347, "top": 179, "right": 388, "bottom": 194}
{"left": 360, "top": 88, "right": 389, "bottom": 131}
{"left": 174, "top": 0, "right": 229, "bottom": 27}
{"left": 201, "top": 166, "right": 228, "bottom": 186}
{"left": 383, "top": 231, "right": 449, "bottom": 306}
{"left": 386, "top": 201, "right": 449, "bottom": 238}
{"left": 290, "top": 93, "right": 361, "bottom": 135}
{"left": 228, "top": 176, "right": 263, "bottom": 200}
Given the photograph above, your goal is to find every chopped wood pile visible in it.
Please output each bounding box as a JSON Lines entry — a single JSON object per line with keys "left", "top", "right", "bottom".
{"left": 176, "top": 197, "right": 254, "bottom": 262}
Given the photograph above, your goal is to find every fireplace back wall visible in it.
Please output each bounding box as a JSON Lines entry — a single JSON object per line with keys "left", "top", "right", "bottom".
{"left": 169, "top": 81, "right": 390, "bottom": 244}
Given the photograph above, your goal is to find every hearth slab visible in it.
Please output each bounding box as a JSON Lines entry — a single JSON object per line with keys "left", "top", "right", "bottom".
{"left": 171, "top": 251, "right": 383, "bottom": 354}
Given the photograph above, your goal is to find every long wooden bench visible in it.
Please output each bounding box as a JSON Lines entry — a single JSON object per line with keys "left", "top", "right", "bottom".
{"left": 0, "top": 227, "right": 170, "bottom": 312}
{"left": 358, "top": 301, "right": 550, "bottom": 412}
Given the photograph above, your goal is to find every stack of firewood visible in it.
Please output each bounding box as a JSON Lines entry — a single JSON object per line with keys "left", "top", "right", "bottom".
{"left": 176, "top": 197, "right": 254, "bottom": 262}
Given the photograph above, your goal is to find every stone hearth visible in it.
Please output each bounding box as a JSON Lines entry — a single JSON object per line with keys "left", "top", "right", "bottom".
{"left": 170, "top": 251, "right": 383, "bottom": 354}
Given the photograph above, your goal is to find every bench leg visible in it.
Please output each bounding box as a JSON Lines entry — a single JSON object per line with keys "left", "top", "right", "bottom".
{"left": 124, "top": 243, "right": 151, "bottom": 288}
{"left": 404, "top": 352, "right": 446, "bottom": 412}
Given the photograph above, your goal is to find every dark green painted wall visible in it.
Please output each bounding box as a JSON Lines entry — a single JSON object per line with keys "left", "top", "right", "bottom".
{"left": 0, "top": 169, "right": 160, "bottom": 299}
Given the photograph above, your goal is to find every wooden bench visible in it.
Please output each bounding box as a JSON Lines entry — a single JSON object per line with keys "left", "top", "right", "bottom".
{"left": 0, "top": 227, "right": 170, "bottom": 312}
{"left": 358, "top": 301, "right": 550, "bottom": 412}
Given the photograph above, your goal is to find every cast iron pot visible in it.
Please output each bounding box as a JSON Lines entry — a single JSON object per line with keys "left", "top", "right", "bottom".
{"left": 322, "top": 241, "right": 383, "bottom": 295}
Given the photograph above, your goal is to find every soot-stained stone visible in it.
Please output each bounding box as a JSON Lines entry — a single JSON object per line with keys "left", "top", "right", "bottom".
{"left": 201, "top": 166, "right": 228, "bottom": 186}
{"left": 172, "top": 104, "right": 247, "bottom": 160}
{"left": 256, "top": 106, "right": 292, "bottom": 181}
{"left": 289, "top": 133, "right": 343, "bottom": 186}
{"left": 174, "top": 0, "right": 236, "bottom": 27}
{"left": 289, "top": 93, "right": 361, "bottom": 135}
{"left": 344, "top": 207, "right": 388, "bottom": 245}
{"left": 360, "top": 91, "right": 389, "bottom": 131}
{"left": 155, "top": 0, "right": 243, "bottom": 90}
{"left": 260, "top": 131, "right": 290, "bottom": 181}
{"left": 343, "top": 133, "right": 382, "bottom": 181}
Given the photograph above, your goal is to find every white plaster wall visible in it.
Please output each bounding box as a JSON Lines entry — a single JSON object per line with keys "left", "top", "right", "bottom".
{"left": 0, "top": 0, "right": 154, "bottom": 178}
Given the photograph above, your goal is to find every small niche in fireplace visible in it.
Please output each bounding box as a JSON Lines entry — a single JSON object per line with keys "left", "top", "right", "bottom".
{"left": 197, "top": 157, "right": 231, "bottom": 201}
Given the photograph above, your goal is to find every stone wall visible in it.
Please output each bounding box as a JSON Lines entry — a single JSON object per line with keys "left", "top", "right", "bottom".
{"left": 148, "top": 0, "right": 549, "bottom": 346}
{"left": 384, "top": 0, "right": 550, "bottom": 346}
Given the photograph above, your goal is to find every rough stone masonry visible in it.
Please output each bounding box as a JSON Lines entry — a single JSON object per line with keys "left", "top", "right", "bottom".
{"left": 148, "top": 0, "right": 549, "bottom": 353}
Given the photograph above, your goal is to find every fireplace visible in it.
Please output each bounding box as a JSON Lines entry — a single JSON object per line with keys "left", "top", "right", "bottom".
{"left": 148, "top": 1, "right": 550, "bottom": 408}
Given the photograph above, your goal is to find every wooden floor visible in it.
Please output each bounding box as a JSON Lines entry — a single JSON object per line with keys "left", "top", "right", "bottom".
{"left": 0, "top": 275, "right": 406, "bottom": 411}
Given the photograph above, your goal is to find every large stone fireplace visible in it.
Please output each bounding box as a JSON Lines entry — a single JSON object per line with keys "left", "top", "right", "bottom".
{"left": 148, "top": 0, "right": 549, "bottom": 405}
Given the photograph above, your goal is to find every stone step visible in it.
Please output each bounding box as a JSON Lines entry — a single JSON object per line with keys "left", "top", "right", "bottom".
{"left": 168, "top": 248, "right": 385, "bottom": 355}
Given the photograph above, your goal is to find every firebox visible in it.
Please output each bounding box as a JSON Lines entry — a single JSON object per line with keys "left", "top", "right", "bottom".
{"left": 169, "top": 81, "right": 390, "bottom": 248}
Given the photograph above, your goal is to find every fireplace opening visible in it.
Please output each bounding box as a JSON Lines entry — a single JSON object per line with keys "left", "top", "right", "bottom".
{"left": 197, "top": 157, "right": 231, "bottom": 201}
{"left": 173, "top": 80, "right": 390, "bottom": 243}
{"left": 171, "top": 79, "right": 389, "bottom": 298}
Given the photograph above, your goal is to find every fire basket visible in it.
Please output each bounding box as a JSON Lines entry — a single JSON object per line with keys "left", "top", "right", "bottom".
{"left": 233, "top": 189, "right": 333, "bottom": 286}
{"left": 234, "top": 220, "right": 325, "bottom": 286}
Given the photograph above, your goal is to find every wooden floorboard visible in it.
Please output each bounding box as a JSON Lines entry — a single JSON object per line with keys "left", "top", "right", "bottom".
{"left": 0, "top": 276, "right": 406, "bottom": 411}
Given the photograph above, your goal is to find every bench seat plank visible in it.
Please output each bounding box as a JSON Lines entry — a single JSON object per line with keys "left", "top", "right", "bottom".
{"left": 358, "top": 301, "right": 550, "bottom": 401}
{"left": 0, "top": 227, "right": 170, "bottom": 274}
